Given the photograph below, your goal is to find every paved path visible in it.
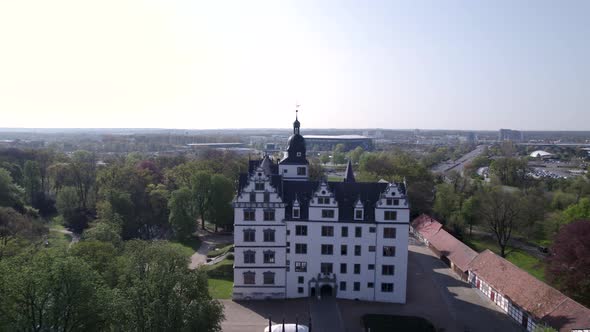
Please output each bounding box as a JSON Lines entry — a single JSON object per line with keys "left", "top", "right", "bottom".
{"left": 189, "top": 229, "right": 233, "bottom": 269}
{"left": 309, "top": 297, "right": 344, "bottom": 332}
{"left": 220, "top": 235, "right": 522, "bottom": 332}
{"left": 49, "top": 228, "right": 80, "bottom": 248}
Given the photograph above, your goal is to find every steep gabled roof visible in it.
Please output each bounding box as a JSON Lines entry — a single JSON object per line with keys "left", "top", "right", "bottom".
{"left": 543, "top": 298, "right": 590, "bottom": 332}
{"left": 411, "top": 214, "right": 443, "bottom": 241}
{"left": 428, "top": 229, "right": 477, "bottom": 272}
{"left": 468, "top": 250, "right": 566, "bottom": 320}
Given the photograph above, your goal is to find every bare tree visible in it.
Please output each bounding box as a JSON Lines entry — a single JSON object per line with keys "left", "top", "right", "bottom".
{"left": 477, "top": 187, "right": 520, "bottom": 257}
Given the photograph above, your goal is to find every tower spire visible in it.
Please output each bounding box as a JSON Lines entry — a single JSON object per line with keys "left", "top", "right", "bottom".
{"left": 293, "top": 105, "right": 301, "bottom": 135}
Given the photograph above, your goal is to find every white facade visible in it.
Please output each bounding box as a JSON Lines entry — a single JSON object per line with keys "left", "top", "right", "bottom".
{"left": 233, "top": 167, "right": 409, "bottom": 303}
{"left": 233, "top": 115, "right": 409, "bottom": 303}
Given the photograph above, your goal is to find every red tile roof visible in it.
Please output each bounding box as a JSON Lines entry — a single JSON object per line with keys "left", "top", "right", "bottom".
{"left": 428, "top": 229, "right": 478, "bottom": 272}
{"left": 411, "top": 214, "right": 443, "bottom": 241}
{"left": 544, "top": 298, "right": 590, "bottom": 332}
{"left": 468, "top": 250, "right": 590, "bottom": 331}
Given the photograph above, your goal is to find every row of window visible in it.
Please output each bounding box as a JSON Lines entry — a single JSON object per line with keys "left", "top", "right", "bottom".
{"left": 244, "top": 209, "right": 276, "bottom": 221}
{"left": 243, "top": 229, "right": 276, "bottom": 242}
{"left": 295, "top": 225, "right": 397, "bottom": 239}
{"left": 339, "top": 281, "right": 395, "bottom": 293}
{"left": 316, "top": 262, "right": 395, "bottom": 275}
{"left": 243, "top": 271, "right": 275, "bottom": 285}
{"left": 243, "top": 250, "right": 275, "bottom": 264}
{"left": 294, "top": 243, "right": 396, "bottom": 257}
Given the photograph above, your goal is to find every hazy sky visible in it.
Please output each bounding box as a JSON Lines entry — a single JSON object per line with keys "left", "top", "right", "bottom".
{"left": 1, "top": 0, "right": 589, "bottom": 130}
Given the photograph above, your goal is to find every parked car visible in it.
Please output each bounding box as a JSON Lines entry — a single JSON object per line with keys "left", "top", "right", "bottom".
{"left": 263, "top": 324, "right": 309, "bottom": 332}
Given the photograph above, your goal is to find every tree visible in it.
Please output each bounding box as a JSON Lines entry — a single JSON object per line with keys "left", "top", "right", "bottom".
{"left": 208, "top": 175, "right": 234, "bottom": 232}
{"left": 461, "top": 196, "right": 479, "bottom": 236}
{"left": 0, "top": 207, "right": 47, "bottom": 259}
{"left": 192, "top": 171, "right": 212, "bottom": 230}
{"left": 169, "top": 188, "right": 197, "bottom": 239}
{"left": 22, "top": 160, "right": 41, "bottom": 205}
{"left": 489, "top": 157, "right": 529, "bottom": 187}
{"left": 546, "top": 220, "right": 590, "bottom": 307}
{"left": 308, "top": 160, "right": 324, "bottom": 181}
{"left": 0, "top": 168, "right": 24, "bottom": 210}
{"left": 319, "top": 153, "right": 330, "bottom": 164}
{"left": 0, "top": 250, "right": 111, "bottom": 331}
{"left": 562, "top": 197, "right": 590, "bottom": 224}
{"left": 69, "top": 151, "right": 97, "bottom": 209}
{"left": 347, "top": 146, "right": 364, "bottom": 164}
{"left": 117, "top": 241, "right": 224, "bottom": 331}
{"left": 82, "top": 221, "right": 123, "bottom": 248}
{"left": 476, "top": 187, "right": 521, "bottom": 257}
{"left": 433, "top": 183, "right": 459, "bottom": 223}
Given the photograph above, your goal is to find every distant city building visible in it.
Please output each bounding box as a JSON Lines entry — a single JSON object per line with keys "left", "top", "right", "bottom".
{"left": 303, "top": 135, "right": 374, "bottom": 151}
{"left": 232, "top": 114, "right": 409, "bottom": 303}
{"left": 529, "top": 150, "right": 554, "bottom": 159}
{"left": 499, "top": 129, "right": 524, "bottom": 142}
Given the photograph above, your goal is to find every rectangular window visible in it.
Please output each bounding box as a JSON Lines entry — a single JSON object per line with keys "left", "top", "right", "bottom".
{"left": 263, "top": 251, "right": 275, "bottom": 264}
{"left": 295, "top": 243, "right": 307, "bottom": 254}
{"left": 295, "top": 225, "right": 307, "bottom": 236}
{"left": 381, "top": 283, "right": 394, "bottom": 293}
{"left": 393, "top": 199, "right": 399, "bottom": 206}
{"left": 383, "top": 246, "right": 396, "bottom": 257}
{"left": 263, "top": 192, "right": 270, "bottom": 203}
{"left": 384, "top": 211, "right": 397, "bottom": 221}
{"left": 293, "top": 208, "right": 300, "bottom": 218}
{"left": 263, "top": 229, "right": 275, "bottom": 242}
{"left": 295, "top": 261, "right": 307, "bottom": 272}
{"left": 321, "top": 226, "right": 334, "bottom": 237}
{"left": 355, "top": 209, "right": 363, "bottom": 220}
{"left": 382, "top": 265, "right": 395, "bottom": 275}
{"left": 298, "top": 287, "right": 304, "bottom": 293}
{"left": 244, "top": 210, "right": 255, "bottom": 221}
{"left": 354, "top": 245, "right": 361, "bottom": 256}
{"left": 263, "top": 272, "right": 275, "bottom": 285}
{"left": 341, "top": 226, "right": 348, "bottom": 237}
{"left": 317, "top": 197, "right": 330, "bottom": 204}
{"left": 249, "top": 192, "right": 256, "bottom": 202}
{"left": 339, "top": 281, "right": 346, "bottom": 291}
{"left": 297, "top": 167, "right": 306, "bottom": 175}
{"left": 368, "top": 264, "right": 375, "bottom": 270}
{"left": 244, "top": 250, "right": 255, "bottom": 264}
{"left": 386, "top": 198, "right": 393, "bottom": 205}
{"left": 369, "top": 246, "right": 376, "bottom": 252}
{"left": 367, "top": 282, "right": 374, "bottom": 288}
{"left": 340, "top": 244, "right": 347, "bottom": 256}
{"left": 321, "top": 244, "right": 334, "bottom": 255}
{"left": 354, "top": 282, "right": 360, "bottom": 291}
{"left": 255, "top": 182, "right": 264, "bottom": 191}
{"left": 355, "top": 227, "right": 362, "bottom": 238}
{"left": 340, "top": 263, "right": 347, "bottom": 274}
{"left": 263, "top": 210, "right": 275, "bottom": 221}
{"left": 354, "top": 264, "right": 360, "bottom": 274}
{"left": 243, "top": 272, "right": 255, "bottom": 285}
{"left": 369, "top": 227, "right": 376, "bottom": 233}
{"left": 321, "top": 209, "right": 335, "bottom": 218}
{"left": 298, "top": 276, "right": 304, "bottom": 284}
{"left": 243, "top": 229, "right": 255, "bottom": 242}
{"left": 320, "top": 263, "right": 333, "bottom": 274}
{"left": 384, "top": 228, "right": 397, "bottom": 238}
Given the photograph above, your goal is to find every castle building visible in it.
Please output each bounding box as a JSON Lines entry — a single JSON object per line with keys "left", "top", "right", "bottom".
{"left": 232, "top": 113, "right": 409, "bottom": 303}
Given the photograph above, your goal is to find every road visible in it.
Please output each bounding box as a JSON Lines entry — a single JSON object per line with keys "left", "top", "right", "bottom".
{"left": 432, "top": 145, "right": 488, "bottom": 176}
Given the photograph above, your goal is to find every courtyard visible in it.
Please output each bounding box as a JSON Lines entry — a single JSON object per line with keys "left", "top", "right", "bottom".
{"left": 220, "top": 236, "right": 521, "bottom": 332}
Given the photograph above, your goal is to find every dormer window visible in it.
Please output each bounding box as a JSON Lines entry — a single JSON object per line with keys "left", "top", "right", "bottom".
{"left": 355, "top": 209, "right": 364, "bottom": 220}
{"left": 394, "top": 199, "right": 399, "bottom": 206}
{"left": 255, "top": 182, "right": 264, "bottom": 191}
{"left": 293, "top": 208, "right": 300, "bottom": 218}
{"left": 386, "top": 198, "right": 393, "bottom": 205}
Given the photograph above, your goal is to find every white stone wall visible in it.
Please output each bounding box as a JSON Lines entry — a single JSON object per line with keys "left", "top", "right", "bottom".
{"left": 278, "top": 164, "right": 308, "bottom": 181}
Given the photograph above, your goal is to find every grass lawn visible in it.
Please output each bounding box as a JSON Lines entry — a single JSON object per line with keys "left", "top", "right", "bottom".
{"left": 327, "top": 176, "right": 342, "bottom": 182}
{"left": 206, "top": 243, "right": 234, "bottom": 258}
{"left": 171, "top": 236, "right": 203, "bottom": 258}
{"left": 202, "top": 257, "right": 234, "bottom": 299}
{"left": 362, "top": 314, "right": 435, "bottom": 332}
{"left": 465, "top": 235, "right": 546, "bottom": 281}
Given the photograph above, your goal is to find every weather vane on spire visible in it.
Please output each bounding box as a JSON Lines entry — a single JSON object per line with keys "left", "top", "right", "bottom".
{"left": 295, "top": 102, "right": 300, "bottom": 120}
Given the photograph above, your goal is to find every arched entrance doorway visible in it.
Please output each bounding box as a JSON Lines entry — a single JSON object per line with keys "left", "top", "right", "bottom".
{"left": 320, "top": 284, "right": 333, "bottom": 297}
